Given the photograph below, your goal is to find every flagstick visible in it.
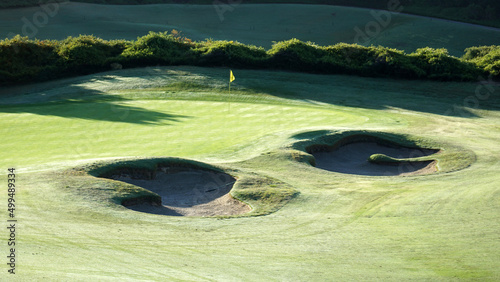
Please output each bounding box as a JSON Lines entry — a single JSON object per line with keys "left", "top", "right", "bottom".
{"left": 228, "top": 70, "right": 234, "bottom": 113}
{"left": 228, "top": 81, "right": 231, "bottom": 112}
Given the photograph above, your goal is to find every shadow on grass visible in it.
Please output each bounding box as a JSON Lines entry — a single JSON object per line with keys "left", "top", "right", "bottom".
{"left": 241, "top": 76, "right": 490, "bottom": 118}
{"left": 0, "top": 83, "right": 191, "bottom": 124}
{"left": 149, "top": 67, "right": 497, "bottom": 118}
{"left": 126, "top": 204, "right": 184, "bottom": 216}
{"left": 0, "top": 101, "right": 190, "bottom": 124}
{"left": 3, "top": 66, "right": 496, "bottom": 119}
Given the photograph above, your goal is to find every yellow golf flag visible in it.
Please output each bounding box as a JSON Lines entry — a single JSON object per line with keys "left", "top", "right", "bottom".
{"left": 230, "top": 70, "right": 235, "bottom": 83}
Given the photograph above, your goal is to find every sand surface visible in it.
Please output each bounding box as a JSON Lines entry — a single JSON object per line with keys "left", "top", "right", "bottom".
{"left": 114, "top": 169, "right": 250, "bottom": 216}
{"left": 312, "top": 142, "right": 438, "bottom": 176}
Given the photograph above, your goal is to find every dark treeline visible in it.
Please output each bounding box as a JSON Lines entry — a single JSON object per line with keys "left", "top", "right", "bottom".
{"left": 0, "top": 0, "right": 67, "bottom": 9}
{"left": 1, "top": 31, "right": 498, "bottom": 86}
{"left": 1, "top": 0, "right": 499, "bottom": 28}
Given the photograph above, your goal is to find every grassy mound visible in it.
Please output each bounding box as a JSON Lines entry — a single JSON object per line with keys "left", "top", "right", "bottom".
{"left": 288, "top": 130, "right": 475, "bottom": 174}
{"left": 68, "top": 157, "right": 298, "bottom": 217}
{"left": 367, "top": 153, "right": 401, "bottom": 164}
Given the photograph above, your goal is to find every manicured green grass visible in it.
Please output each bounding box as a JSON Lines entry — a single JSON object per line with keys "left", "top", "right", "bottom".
{"left": 1, "top": 3, "right": 499, "bottom": 56}
{"left": 1, "top": 65, "right": 499, "bottom": 280}
{"left": 1, "top": 3, "right": 499, "bottom": 279}
{"left": 368, "top": 153, "right": 401, "bottom": 163}
{"left": 2, "top": 0, "right": 499, "bottom": 28}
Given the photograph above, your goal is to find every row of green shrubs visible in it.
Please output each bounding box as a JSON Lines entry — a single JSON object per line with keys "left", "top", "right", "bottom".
{"left": 1, "top": 31, "right": 499, "bottom": 86}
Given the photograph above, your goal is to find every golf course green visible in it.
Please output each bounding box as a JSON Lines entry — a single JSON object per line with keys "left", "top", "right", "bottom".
{"left": 1, "top": 2, "right": 499, "bottom": 281}
{"left": 1, "top": 3, "right": 499, "bottom": 55}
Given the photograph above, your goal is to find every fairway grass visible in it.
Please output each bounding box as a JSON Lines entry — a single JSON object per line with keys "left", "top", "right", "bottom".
{"left": 1, "top": 3, "right": 499, "bottom": 56}
{"left": 1, "top": 66, "right": 499, "bottom": 280}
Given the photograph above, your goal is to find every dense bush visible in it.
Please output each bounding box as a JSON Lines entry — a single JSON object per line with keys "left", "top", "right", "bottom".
{"left": 322, "top": 43, "right": 371, "bottom": 73}
{"left": 365, "top": 46, "right": 426, "bottom": 78}
{"left": 0, "top": 35, "right": 60, "bottom": 83}
{"left": 57, "top": 35, "right": 128, "bottom": 72}
{"left": 118, "top": 31, "right": 195, "bottom": 66}
{"left": 265, "top": 41, "right": 477, "bottom": 80}
{"left": 318, "top": 44, "right": 426, "bottom": 78}
{"left": 462, "top": 46, "right": 500, "bottom": 77}
{"left": 0, "top": 32, "right": 498, "bottom": 86}
{"left": 195, "top": 40, "right": 267, "bottom": 68}
{"left": 463, "top": 46, "right": 499, "bottom": 60}
{"left": 409, "top": 47, "right": 481, "bottom": 80}
{"left": 267, "top": 39, "right": 327, "bottom": 71}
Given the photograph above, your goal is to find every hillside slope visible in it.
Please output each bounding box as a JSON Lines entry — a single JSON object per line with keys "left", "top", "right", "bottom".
{"left": 1, "top": 3, "right": 499, "bottom": 56}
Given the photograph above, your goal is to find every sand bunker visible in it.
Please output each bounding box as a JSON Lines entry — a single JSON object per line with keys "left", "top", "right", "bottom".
{"left": 112, "top": 168, "right": 250, "bottom": 216}
{"left": 311, "top": 142, "right": 439, "bottom": 176}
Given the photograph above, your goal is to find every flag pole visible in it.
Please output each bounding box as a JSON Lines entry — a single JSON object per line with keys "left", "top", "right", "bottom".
{"left": 228, "top": 70, "right": 235, "bottom": 112}
{"left": 228, "top": 80, "right": 231, "bottom": 112}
